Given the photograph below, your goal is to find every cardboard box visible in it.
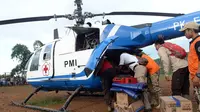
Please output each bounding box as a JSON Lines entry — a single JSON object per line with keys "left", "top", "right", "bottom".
{"left": 160, "top": 96, "right": 192, "bottom": 112}
{"left": 114, "top": 100, "right": 144, "bottom": 112}
{"left": 116, "top": 92, "right": 135, "bottom": 106}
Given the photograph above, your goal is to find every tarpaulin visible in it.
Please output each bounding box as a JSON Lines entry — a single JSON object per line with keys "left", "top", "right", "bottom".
{"left": 110, "top": 87, "right": 139, "bottom": 99}
{"left": 112, "top": 82, "right": 147, "bottom": 91}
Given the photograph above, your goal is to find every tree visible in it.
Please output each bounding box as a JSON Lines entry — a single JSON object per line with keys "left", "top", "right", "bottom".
{"left": 33, "top": 40, "right": 44, "bottom": 51}
{"left": 11, "top": 44, "right": 31, "bottom": 76}
{"left": 10, "top": 65, "right": 21, "bottom": 76}
{"left": 10, "top": 40, "right": 43, "bottom": 77}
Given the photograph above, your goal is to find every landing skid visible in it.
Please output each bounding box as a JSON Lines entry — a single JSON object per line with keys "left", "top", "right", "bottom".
{"left": 12, "top": 101, "right": 67, "bottom": 112}
{"left": 11, "top": 86, "right": 83, "bottom": 112}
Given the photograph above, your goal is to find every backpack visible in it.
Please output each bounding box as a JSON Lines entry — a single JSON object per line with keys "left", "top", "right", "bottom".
{"left": 162, "top": 42, "right": 187, "bottom": 59}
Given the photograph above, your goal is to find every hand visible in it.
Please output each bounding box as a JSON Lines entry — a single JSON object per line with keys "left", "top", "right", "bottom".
{"left": 165, "top": 75, "right": 171, "bottom": 81}
{"left": 192, "top": 75, "right": 200, "bottom": 87}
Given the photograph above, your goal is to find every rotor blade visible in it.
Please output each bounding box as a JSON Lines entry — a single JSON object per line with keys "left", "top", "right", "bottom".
{"left": 93, "top": 11, "right": 184, "bottom": 17}
{"left": 131, "top": 23, "right": 152, "bottom": 28}
{"left": 0, "top": 15, "right": 66, "bottom": 25}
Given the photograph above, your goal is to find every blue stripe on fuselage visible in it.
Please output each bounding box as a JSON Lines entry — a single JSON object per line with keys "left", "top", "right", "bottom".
{"left": 28, "top": 75, "right": 102, "bottom": 91}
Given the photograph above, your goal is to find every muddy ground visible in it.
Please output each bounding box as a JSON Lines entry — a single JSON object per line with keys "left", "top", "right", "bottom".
{"left": 0, "top": 78, "right": 197, "bottom": 112}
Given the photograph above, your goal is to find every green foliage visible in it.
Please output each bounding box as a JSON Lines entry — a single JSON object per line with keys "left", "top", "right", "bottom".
{"left": 10, "top": 65, "right": 21, "bottom": 76}
{"left": 10, "top": 40, "right": 43, "bottom": 76}
{"left": 10, "top": 44, "right": 31, "bottom": 76}
{"left": 11, "top": 44, "right": 31, "bottom": 62}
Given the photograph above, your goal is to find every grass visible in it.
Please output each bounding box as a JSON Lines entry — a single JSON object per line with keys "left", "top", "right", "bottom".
{"left": 28, "top": 96, "right": 66, "bottom": 107}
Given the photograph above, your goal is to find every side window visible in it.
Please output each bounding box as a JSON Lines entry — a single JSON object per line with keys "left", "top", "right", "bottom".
{"left": 30, "top": 49, "right": 42, "bottom": 71}
{"left": 43, "top": 44, "right": 52, "bottom": 61}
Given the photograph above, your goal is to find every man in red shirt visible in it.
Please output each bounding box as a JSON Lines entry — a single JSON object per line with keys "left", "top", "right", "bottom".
{"left": 99, "top": 56, "right": 117, "bottom": 112}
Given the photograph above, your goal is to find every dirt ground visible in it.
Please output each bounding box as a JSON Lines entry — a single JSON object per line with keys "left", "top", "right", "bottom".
{"left": 0, "top": 78, "right": 197, "bottom": 112}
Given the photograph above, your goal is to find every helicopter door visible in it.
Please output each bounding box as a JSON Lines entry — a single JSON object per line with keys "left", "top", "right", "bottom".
{"left": 28, "top": 48, "right": 43, "bottom": 80}
{"left": 28, "top": 43, "right": 54, "bottom": 80}
{"left": 84, "top": 35, "right": 119, "bottom": 77}
{"left": 40, "top": 43, "right": 54, "bottom": 78}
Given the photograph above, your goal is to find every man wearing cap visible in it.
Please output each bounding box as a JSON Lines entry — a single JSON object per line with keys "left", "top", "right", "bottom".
{"left": 135, "top": 49, "right": 161, "bottom": 108}
{"left": 179, "top": 21, "right": 200, "bottom": 87}
{"left": 180, "top": 21, "right": 200, "bottom": 110}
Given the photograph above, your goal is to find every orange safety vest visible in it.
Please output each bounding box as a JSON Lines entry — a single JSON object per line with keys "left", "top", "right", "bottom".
{"left": 141, "top": 54, "right": 160, "bottom": 75}
{"left": 188, "top": 36, "right": 200, "bottom": 79}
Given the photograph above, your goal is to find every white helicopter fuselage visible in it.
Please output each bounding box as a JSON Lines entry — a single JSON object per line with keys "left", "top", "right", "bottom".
{"left": 24, "top": 10, "right": 200, "bottom": 92}
{"left": 25, "top": 24, "right": 120, "bottom": 91}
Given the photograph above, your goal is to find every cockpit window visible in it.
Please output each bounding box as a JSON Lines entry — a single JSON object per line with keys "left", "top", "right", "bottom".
{"left": 24, "top": 54, "right": 33, "bottom": 71}
{"left": 30, "top": 49, "right": 42, "bottom": 71}
{"left": 43, "top": 44, "right": 52, "bottom": 60}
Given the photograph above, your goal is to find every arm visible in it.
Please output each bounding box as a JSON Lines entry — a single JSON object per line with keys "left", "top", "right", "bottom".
{"left": 117, "top": 54, "right": 124, "bottom": 72}
{"left": 195, "top": 41, "right": 200, "bottom": 73}
{"left": 192, "top": 41, "right": 200, "bottom": 86}
{"left": 158, "top": 47, "right": 171, "bottom": 75}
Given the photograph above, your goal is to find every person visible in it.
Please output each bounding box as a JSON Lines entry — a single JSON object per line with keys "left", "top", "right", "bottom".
{"left": 118, "top": 52, "right": 152, "bottom": 112}
{"left": 135, "top": 49, "right": 161, "bottom": 108}
{"left": 99, "top": 56, "right": 117, "bottom": 112}
{"left": 179, "top": 22, "right": 200, "bottom": 110}
{"left": 10, "top": 77, "right": 14, "bottom": 86}
{"left": 179, "top": 21, "right": 200, "bottom": 87}
{"left": 154, "top": 37, "right": 190, "bottom": 99}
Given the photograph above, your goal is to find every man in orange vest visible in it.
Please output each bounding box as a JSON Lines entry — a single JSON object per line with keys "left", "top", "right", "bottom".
{"left": 118, "top": 52, "right": 152, "bottom": 111}
{"left": 135, "top": 49, "right": 161, "bottom": 108}
{"left": 180, "top": 21, "right": 200, "bottom": 87}
{"left": 180, "top": 22, "right": 200, "bottom": 110}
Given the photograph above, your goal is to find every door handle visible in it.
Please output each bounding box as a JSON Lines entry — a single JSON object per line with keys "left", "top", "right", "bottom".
{"left": 77, "top": 65, "right": 86, "bottom": 68}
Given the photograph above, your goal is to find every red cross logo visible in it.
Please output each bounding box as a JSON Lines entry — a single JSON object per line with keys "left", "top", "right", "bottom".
{"left": 43, "top": 65, "right": 49, "bottom": 73}
{"left": 42, "top": 63, "right": 50, "bottom": 76}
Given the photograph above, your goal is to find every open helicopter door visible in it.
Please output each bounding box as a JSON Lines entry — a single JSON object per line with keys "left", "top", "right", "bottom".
{"left": 27, "top": 43, "right": 55, "bottom": 81}
{"left": 84, "top": 35, "right": 119, "bottom": 77}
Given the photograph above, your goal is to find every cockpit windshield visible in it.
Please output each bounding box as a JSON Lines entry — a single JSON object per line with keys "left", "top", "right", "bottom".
{"left": 24, "top": 53, "right": 33, "bottom": 73}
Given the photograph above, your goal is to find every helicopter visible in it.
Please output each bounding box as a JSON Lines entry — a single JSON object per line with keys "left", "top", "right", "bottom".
{"left": 1, "top": 0, "right": 200, "bottom": 112}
